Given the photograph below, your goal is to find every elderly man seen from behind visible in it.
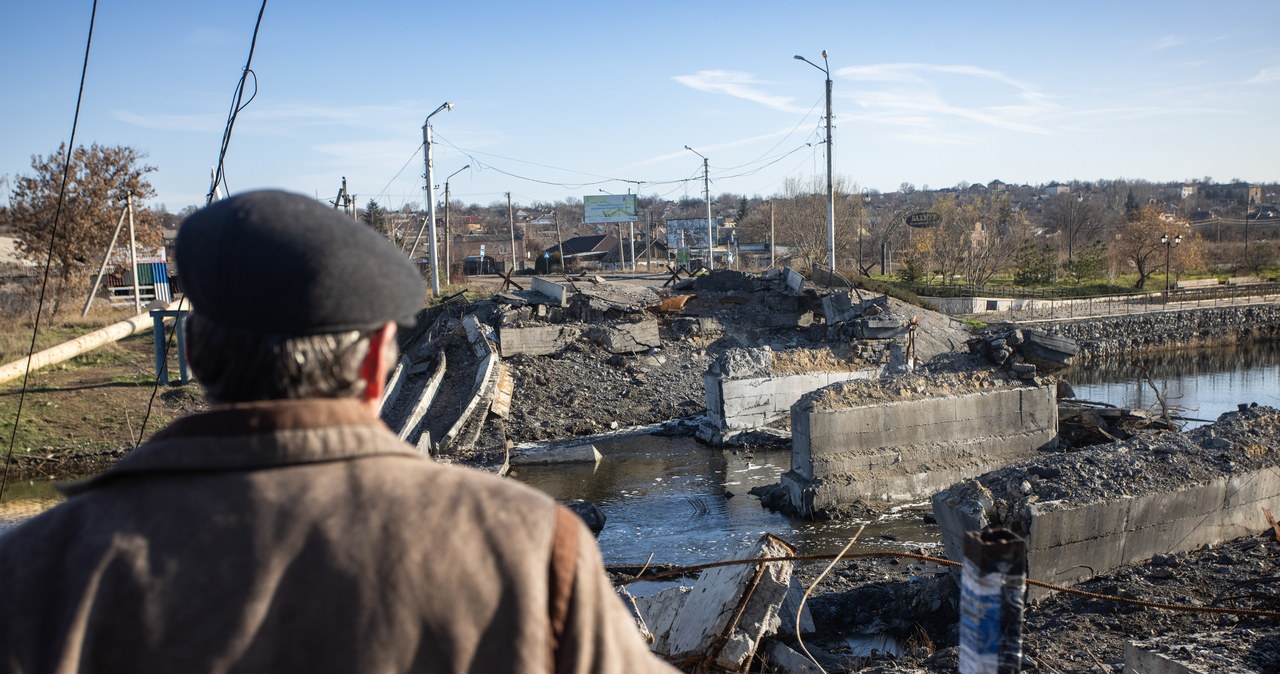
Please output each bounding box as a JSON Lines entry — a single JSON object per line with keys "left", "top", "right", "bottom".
{"left": 0, "top": 190, "right": 677, "bottom": 674}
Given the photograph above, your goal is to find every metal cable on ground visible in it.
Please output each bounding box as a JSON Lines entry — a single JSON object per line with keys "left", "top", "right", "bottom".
{"left": 613, "top": 551, "right": 1280, "bottom": 619}
{"left": 0, "top": 0, "right": 99, "bottom": 502}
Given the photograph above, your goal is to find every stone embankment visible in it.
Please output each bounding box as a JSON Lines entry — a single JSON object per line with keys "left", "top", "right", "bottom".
{"left": 1037, "top": 304, "right": 1280, "bottom": 361}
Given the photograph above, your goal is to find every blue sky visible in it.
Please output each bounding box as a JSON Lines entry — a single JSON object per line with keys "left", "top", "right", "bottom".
{"left": 3, "top": 0, "right": 1278, "bottom": 211}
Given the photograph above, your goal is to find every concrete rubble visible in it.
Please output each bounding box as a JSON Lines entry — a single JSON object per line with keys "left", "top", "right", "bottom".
{"left": 971, "top": 327, "right": 1079, "bottom": 380}
{"left": 382, "top": 268, "right": 975, "bottom": 462}
{"left": 625, "top": 534, "right": 798, "bottom": 672}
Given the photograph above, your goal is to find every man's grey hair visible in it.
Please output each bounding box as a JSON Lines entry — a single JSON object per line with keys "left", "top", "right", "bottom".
{"left": 185, "top": 312, "right": 392, "bottom": 404}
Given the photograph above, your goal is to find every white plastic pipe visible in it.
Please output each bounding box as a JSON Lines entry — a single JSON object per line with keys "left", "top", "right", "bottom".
{"left": 0, "top": 300, "right": 182, "bottom": 385}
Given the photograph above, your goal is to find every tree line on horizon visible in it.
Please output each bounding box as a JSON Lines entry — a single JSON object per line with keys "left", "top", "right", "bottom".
{"left": 2, "top": 144, "right": 1277, "bottom": 319}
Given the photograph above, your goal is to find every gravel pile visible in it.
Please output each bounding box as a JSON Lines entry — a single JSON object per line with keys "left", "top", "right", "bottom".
{"left": 803, "top": 369, "right": 1037, "bottom": 412}
{"left": 794, "top": 531, "right": 1280, "bottom": 673}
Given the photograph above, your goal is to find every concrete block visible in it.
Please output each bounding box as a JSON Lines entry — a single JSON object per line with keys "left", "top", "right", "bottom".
{"left": 937, "top": 465, "right": 1280, "bottom": 600}
{"left": 531, "top": 276, "right": 568, "bottom": 306}
{"left": 598, "top": 319, "right": 661, "bottom": 353}
{"left": 790, "top": 385, "right": 1057, "bottom": 510}
{"left": 510, "top": 443, "right": 602, "bottom": 465}
{"left": 822, "top": 292, "right": 858, "bottom": 324}
{"left": 764, "top": 641, "right": 824, "bottom": 674}
{"left": 782, "top": 267, "right": 805, "bottom": 293}
{"left": 498, "top": 325, "right": 580, "bottom": 357}
{"left": 857, "top": 315, "right": 909, "bottom": 339}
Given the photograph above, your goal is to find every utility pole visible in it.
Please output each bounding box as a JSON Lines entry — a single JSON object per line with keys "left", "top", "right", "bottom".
{"left": 624, "top": 180, "right": 644, "bottom": 271}
{"left": 770, "top": 200, "right": 776, "bottom": 268}
{"left": 554, "top": 211, "right": 565, "bottom": 272}
{"left": 506, "top": 192, "right": 516, "bottom": 272}
{"left": 795, "top": 51, "right": 836, "bottom": 271}
{"left": 684, "top": 146, "right": 714, "bottom": 270}
{"left": 646, "top": 212, "right": 652, "bottom": 272}
{"left": 126, "top": 191, "right": 141, "bottom": 314}
{"left": 83, "top": 204, "right": 130, "bottom": 317}
{"left": 444, "top": 184, "right": 452, "bottom": 283}
{"left": 417, "top": 101, "right": 453, "bottom": 297}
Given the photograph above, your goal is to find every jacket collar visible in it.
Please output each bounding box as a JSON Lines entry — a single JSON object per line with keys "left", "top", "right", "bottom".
{"left": 61, "top": 399, "right": 420, "bottom": 496}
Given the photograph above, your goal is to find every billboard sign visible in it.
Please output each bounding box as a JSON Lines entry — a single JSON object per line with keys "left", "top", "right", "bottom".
{"left": 906, "top": 211, "right": 942, "bottom": 228}
{"left": 584, "top": 194, "right": 637, "bottom": 224}
{"left": 666, "top": 218, "right": 720, "bottom": 250}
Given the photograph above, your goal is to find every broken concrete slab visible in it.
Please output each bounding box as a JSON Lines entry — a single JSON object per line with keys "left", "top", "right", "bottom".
{"left": 377, "top": 354, "right": 410, "bottom": 416}
{"left": 821, "top": 292, "right": 859, "bottom": 325}
{"left": 498, "top": 324, "right": 581, "bottom": 357}
{"left": 778, "top": 575, "right": 816, "bottom": 637}
{"left": 932, "top": 406, "right": 1280, "bottom": 600}
{"left": 637, "top": 534, "right": 796, "bottom": 671}
{"left": 703, "top": 346, "right": 890, "bottom": 442}
{"left": 782, "top": 373, "right": 1057, "bottom": 515}
{"left": 763, "top": 641, "right": 824, "bottom": 674}
{"left": 395, "top": 352, "right": 446, "bottom": 443}
{"left": 531, "top": 276, "right": 568, "bottom": 306}
{"left": 1018, "top": 329, "right": 1078, "bottom": 372}
{"left": 1125, "top": 633, "right": 1259, "bottom": 673}
{"left": 591, "top": 319, "right": 661, "bottom": 354}
{"left": 782, "top": 268, "right": 806, "bottom": 294}
{"left": 509, "top": 443, "right": 602, "bottom": 465}
{"left": 857, "top": 315, "right": 910, "bottom": 339}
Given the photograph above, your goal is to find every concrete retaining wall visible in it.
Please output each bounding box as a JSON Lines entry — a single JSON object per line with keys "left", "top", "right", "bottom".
{"left": 782, "top": 384, "right": 1057, "bottom": 514}
{"left": 934, "top": 468, "right": 1280, "bottom": 601}
{"left": 705, "top": 367, "right": 885, "bottom": 431}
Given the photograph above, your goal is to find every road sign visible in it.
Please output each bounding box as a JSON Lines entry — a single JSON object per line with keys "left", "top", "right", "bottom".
{"left": 906, "top": 211, "right": 942, "bottom": 228}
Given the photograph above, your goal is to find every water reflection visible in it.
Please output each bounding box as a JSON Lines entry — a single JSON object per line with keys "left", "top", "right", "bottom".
{"left": 1064, "top": 341, "right": 1280, "bottom": 427}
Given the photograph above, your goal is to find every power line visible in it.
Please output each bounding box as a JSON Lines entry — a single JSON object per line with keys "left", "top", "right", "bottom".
{"left": 137, "top": 0, "right": 271, "bottom": 449}
{"left": 206, "top": 0, "right": 269, "bottom": 204}
{"left": 1, "top": 0, "right": 100, "bottom": 500}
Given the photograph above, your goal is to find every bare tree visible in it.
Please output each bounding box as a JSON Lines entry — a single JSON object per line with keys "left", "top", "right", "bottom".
{"left": 1045, "top": 193, "right": 1105, "bottom": 263}
{"left": 2, "top": 143, "right": 161, "bottom": 314}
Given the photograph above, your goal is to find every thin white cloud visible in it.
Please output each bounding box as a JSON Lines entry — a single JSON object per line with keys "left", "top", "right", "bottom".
{"left": 672, "top": 70, "right": 809, "bottom": 114}
{"left": 1144, "top": 35, "right": 1187, "bottom": 52}
{"left": 838, "top": 63, "right": 1057, "bottom": 135}
{"left": 114, "top": 102, "right": 422, "bottom": 136}
{"left": 1247, "top": 66, "right": 1280, "bottom": 84}
{"left": 632, "top": 127, "right": 803, "bottom": 167}
{"left": 111, "top": 110, "right": 224, "bottom": 133}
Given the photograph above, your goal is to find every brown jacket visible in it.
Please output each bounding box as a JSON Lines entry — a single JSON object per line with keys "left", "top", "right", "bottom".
{"left": 0, "top": 399, "right": 676, "bottom": 674}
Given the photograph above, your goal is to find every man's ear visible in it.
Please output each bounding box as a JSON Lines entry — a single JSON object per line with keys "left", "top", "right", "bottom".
{"left": 359, "top": 321, "right": 398, "bottom": 413}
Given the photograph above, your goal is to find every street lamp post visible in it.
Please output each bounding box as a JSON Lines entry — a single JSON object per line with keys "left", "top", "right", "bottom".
{"left": 443, "top": 164, "right": 470, "bottom": 283}
{"left": 1161, "top": 233, "right": 1182, "bottom": 301}
{"left": 417, "top": 101, "right": 453, "bottom": 297}
{"left": 795, "top": 50, "right": 835, "bottom": 272}
{"left": 506, "top": 192, "right": 516, "bottom": 272}
{"left": 684, "top": 146, "right": 714, "bottom": 270}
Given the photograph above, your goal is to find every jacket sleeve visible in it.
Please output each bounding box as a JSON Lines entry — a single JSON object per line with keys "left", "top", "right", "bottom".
{"left": 550, "top": 508, "right": 680, "bottom": 674}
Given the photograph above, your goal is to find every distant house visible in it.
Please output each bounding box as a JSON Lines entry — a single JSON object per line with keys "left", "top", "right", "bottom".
{"left": 987, "top": 179, "right": 1008, "bottom": 192}
{"left": 1044, "top": 184, "right": 1071, "bottom": 197}
{"left": 453, "top": 232, "right": 526, "bottom": 271}
{"left": 601, "top": 235, "right": 669, "bottom": 271}
{"left": 542, "top": 235, "right": 618, "bottom": 269}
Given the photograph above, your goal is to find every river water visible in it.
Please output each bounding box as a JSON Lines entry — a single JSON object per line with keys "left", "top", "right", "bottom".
{"left": 6, "top": 343, "right": 1280, "bottom": 564}
{"left": 513, "top": 342, "right": 1280, "bottom": 568}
